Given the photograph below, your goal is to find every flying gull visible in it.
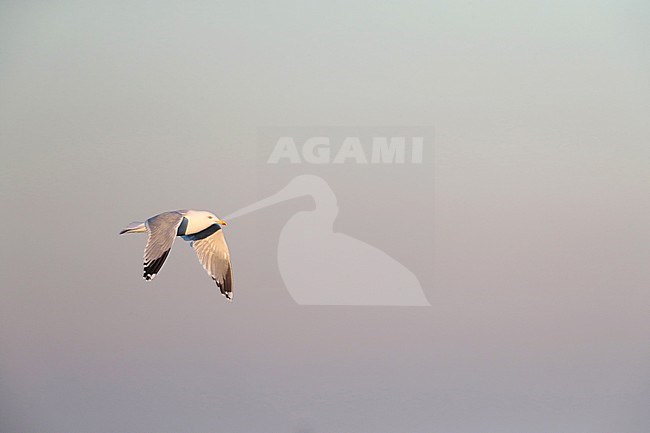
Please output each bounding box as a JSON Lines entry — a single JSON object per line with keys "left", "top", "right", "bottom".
{"left": 120, "top": 210, "right": 233, "bottom": 300}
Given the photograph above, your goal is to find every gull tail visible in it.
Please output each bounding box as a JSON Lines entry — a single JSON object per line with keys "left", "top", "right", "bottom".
{"left": 119, "top": 221, "right": 146, "bottom": 235}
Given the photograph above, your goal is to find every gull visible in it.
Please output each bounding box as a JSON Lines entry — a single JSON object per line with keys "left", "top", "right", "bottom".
{"left": 120, "top": 210, "right": 233, "bottom": 300}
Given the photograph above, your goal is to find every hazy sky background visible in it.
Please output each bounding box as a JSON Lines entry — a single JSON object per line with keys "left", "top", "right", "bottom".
{"left": 1, "top": 1, "right": 649, "bottom": 432}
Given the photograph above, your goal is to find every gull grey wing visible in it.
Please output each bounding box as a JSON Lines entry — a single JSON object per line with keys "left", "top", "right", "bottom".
{"left": 143, "top": 211, "right": 184, "bottom": 280}
{"left": 191, "top": 229, "right": 233, "bottom": 300}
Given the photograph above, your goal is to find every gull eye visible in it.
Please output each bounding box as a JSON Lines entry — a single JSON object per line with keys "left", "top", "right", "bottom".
{"left": 208, "top": 216, "right": 213, "bottom": 219}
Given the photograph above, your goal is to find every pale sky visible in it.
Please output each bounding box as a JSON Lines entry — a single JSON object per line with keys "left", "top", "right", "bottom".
{"left": 1, "top": 1, "right": 649, "bottom": 432}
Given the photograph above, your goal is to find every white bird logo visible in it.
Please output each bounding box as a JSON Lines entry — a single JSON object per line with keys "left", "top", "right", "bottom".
{"left": 226, "top": 175, "right": 430, "bottom": 306}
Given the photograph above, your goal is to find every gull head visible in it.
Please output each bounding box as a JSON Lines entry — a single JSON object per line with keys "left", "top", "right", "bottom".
{"left": 183, "top": 210, "right": 227, "bottom": 235}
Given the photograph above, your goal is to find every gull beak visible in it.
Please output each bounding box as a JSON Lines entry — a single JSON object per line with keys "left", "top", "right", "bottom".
{"left": 218, "top": 219, "right": 227, "bottom": 226}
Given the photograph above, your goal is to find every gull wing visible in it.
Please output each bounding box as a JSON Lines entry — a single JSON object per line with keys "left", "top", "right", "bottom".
{"left": 143, "top": 211, "right": 183, "bottom": 280}
{"left": 191, "top": 229, "right": 233, "bottom": 300}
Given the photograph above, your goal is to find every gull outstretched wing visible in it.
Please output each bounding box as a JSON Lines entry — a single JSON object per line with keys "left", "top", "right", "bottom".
{"left": 191, "top": 229, "right": 233, "bottom": 300}
{"left": 143, "top": 211, "right": 183, "bottom": 280}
